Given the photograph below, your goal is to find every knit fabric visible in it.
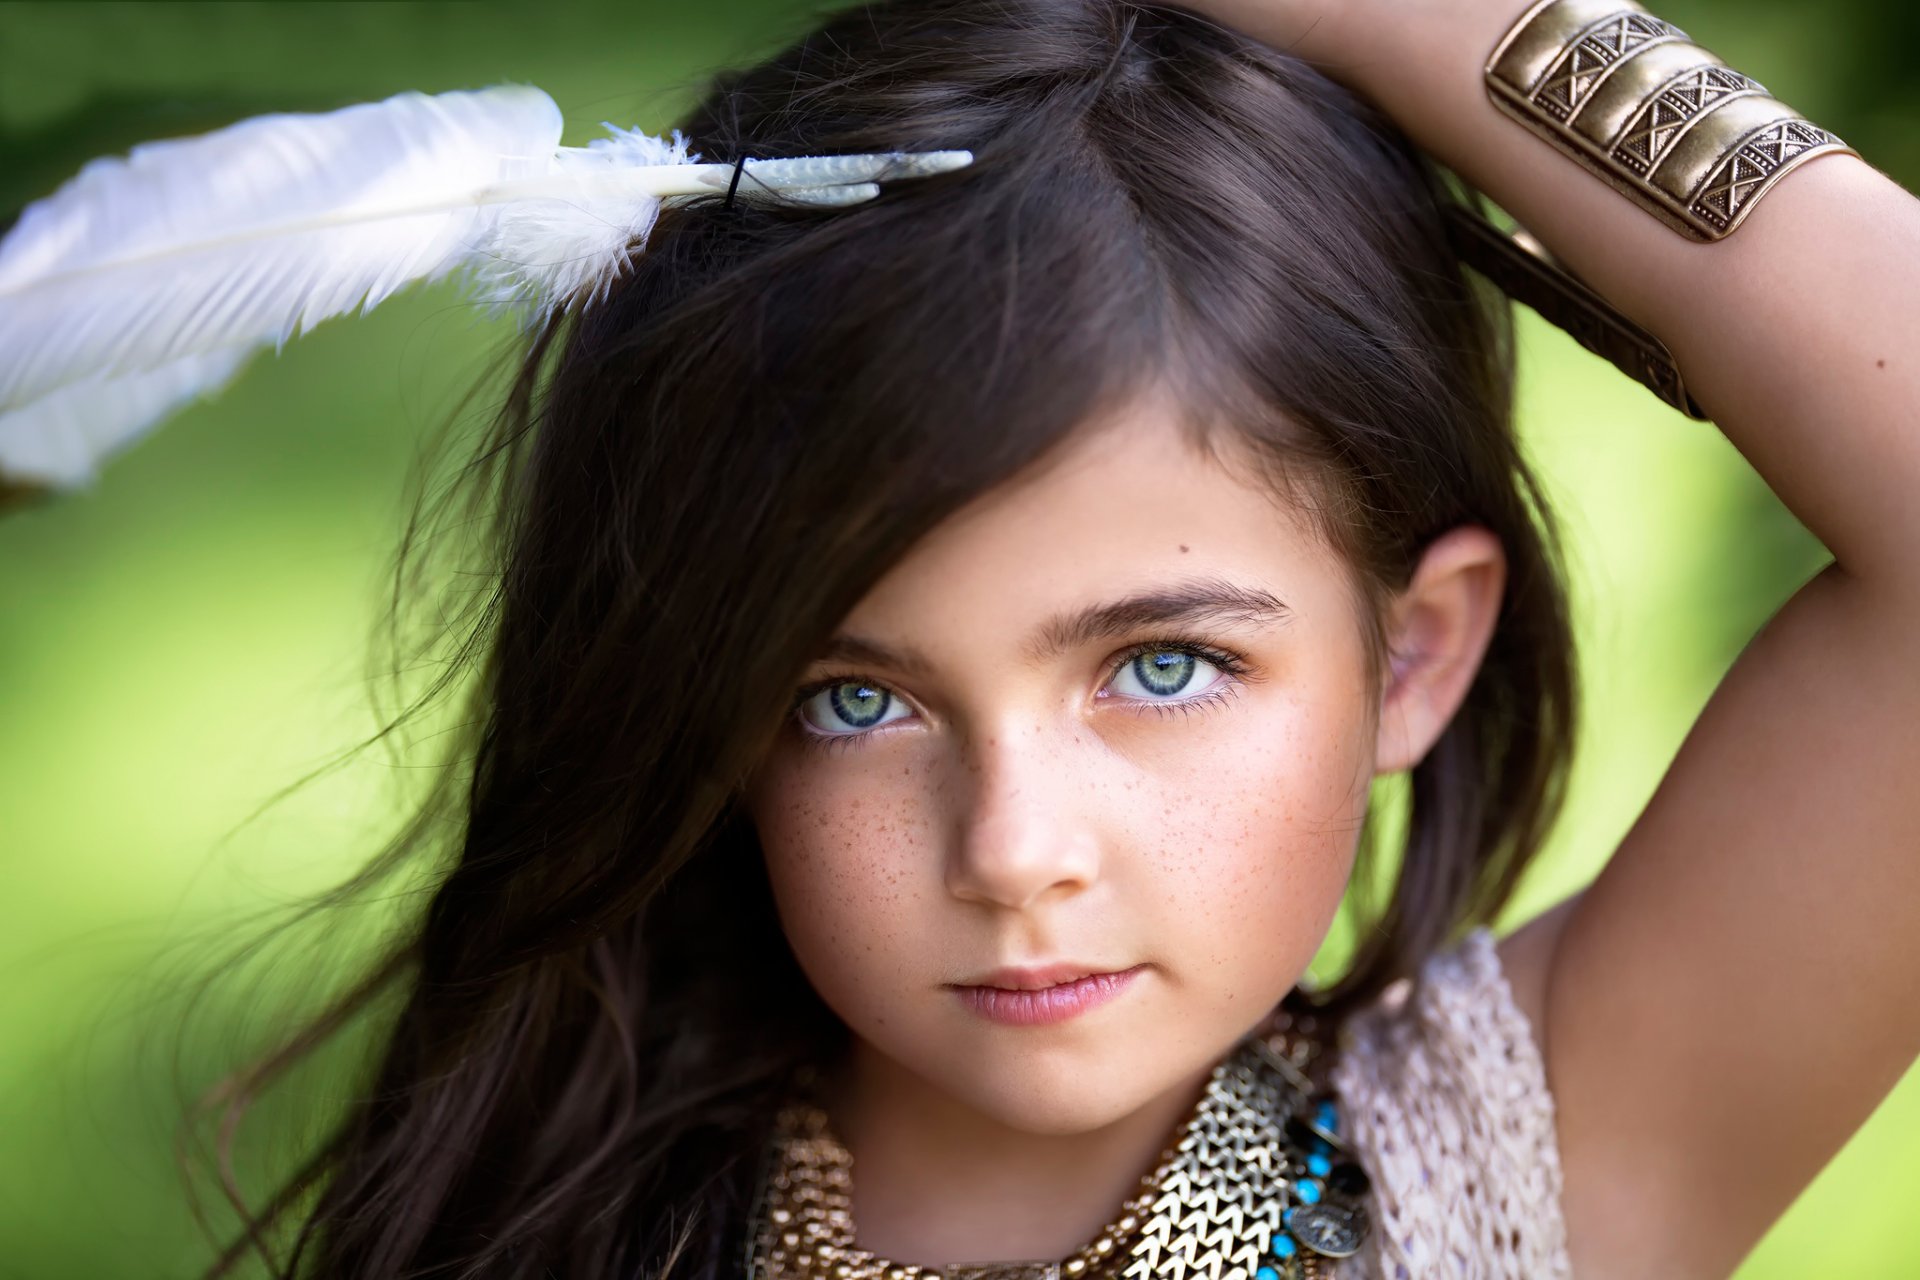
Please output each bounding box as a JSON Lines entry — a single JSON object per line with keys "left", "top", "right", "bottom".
{"left": 1325, "top": 926, "right": 1572, "bottom": 1279}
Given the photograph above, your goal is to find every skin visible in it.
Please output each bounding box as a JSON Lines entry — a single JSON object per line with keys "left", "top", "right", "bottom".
{"left": 1165, "top": 3, "right": 1920, "bottom": 1276}
{"left": 746, "top": 390, "right": 1505, "bottom": 1263}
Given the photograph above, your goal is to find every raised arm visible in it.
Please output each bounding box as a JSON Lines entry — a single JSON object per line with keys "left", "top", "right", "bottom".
{"left": 1184, "top": 0, "right": 1920, "bottom": 1275}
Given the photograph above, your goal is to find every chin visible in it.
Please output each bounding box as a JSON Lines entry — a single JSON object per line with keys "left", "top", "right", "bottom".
{"left": 956, "top": 1071, "right": 1149, "bottom": 1135}
{"left": 923, "top": 1039, "right": 1196, "bottom": 1136}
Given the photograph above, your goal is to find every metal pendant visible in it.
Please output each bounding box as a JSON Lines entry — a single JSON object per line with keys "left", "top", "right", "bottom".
{"left": 1289, "top": 1202, "right": 1370, "bottom": 1259}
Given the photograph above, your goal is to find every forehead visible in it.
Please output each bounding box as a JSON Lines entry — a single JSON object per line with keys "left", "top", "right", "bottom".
{"left": 829, "top": 397, "right": 1355, "bottom": 655}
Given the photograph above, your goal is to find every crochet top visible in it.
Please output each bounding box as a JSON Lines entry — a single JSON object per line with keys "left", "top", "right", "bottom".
{"left": 1325, "top": 926, "right": 1572, "bottom": 1279}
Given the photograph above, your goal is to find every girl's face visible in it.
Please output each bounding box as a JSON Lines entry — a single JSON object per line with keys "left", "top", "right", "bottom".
{"left": 747, "top": 398, "right": 1394, "bottom": 1136}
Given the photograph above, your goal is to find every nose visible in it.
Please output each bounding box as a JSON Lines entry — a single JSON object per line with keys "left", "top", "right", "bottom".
{"left": 943, "top": 722, "right": 1103, "bottom": 912}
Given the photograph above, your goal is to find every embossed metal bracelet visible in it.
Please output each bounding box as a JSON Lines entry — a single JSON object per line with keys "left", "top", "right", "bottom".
{"left": 1485, "top": 0, "right": 1857, "bottom": 240}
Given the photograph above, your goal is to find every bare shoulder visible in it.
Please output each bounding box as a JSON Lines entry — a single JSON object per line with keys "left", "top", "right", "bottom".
{"left": 1492, "top": 890, "right": 1584, "bottom": 1068}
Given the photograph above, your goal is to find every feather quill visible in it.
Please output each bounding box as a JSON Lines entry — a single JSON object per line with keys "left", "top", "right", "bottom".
{"left": 0, "top": 84, "right": 971, "bottom": 491}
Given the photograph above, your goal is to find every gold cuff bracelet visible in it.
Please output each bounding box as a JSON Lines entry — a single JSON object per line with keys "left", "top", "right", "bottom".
{"left": 1485, "top": 0, "right": 1857, "bottom": 240}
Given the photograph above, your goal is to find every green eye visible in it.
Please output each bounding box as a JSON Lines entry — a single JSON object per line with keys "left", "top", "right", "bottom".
{"left": 1133, "top": 650, "right": 1195, "bottom": 695}
{"left": 799, "top": 680, "right": 909, "bottom": 735}
{"left": 1109, "top": 648, "right": 1225, "bottom": 700}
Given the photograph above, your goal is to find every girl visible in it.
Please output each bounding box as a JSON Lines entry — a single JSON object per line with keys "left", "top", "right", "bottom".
{"left": 12, "top": 0, "right": 1914, "bottom": 1275}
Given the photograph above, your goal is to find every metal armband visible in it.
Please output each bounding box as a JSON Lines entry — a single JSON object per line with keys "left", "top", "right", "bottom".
{"left": 1485, "top": 0, "right": 1857, "bottom": 241}
{"left": 1452, "top": 0, "right": 1861, "bottom": 419}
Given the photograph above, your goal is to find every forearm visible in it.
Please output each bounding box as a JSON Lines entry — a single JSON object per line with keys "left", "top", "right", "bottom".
{"left": 1207, "top": 0, "right": 1920, "bottom": 595}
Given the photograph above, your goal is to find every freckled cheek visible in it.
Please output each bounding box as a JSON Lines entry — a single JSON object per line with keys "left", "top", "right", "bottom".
{"left": 750, "top": 750, "right": 947, "bottom": 995}
{"left": 1126, "top": 695, "right": 1365, "bottom": 952}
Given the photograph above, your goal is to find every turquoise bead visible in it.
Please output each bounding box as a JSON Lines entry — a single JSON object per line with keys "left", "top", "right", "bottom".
{"left": 1297, "top": 1178, "right": 1323, "bottom": 1204}
{"left": 1307, "top": 1152, "right": 1331, "bottom": 1177}
{"left": 1256, "top": 1269, "right": 1280, "bottom": 1280}
{"left": 1283, "top": 1206, "right": 1296, "bottom": 1225}
{"left": 1270, "top": 1233, "right": 1298, "bottom": 1258}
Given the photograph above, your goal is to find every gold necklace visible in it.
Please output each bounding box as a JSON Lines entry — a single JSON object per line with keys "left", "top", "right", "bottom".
{"left": 744, "top": 1009, "right": 1373, "bottom": 1280}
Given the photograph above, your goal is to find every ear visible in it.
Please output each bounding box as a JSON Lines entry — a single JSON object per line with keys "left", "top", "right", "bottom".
{"left": 1373, "top": 524, "right": 1507, "bottom": 775}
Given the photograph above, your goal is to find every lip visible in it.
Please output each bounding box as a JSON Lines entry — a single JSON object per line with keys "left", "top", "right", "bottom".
{"left": 947, "top": 963, "right": 1146, "bottom": 1027}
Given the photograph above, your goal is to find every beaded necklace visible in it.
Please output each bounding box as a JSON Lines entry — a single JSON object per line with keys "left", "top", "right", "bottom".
{"left": 744, "top": 1008, "right": 1374, "bottom": 1280}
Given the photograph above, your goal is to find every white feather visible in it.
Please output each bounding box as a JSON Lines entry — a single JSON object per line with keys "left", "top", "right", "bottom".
{"left": 466, "top": 122, "right": 699, "bottom": 324}
{"left": 0, "top": 79, "right": 973, "bottom": 492}
{"left": 0, "top": 349, "right": 253, "bottom": 488}
{"left": 0, "top": 85, "right": 566, "bottom": 415}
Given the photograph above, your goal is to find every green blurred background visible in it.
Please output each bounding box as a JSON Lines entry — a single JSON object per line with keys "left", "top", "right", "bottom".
{"left": 0, "top": 1, "right": 1914, "bottom": 1274}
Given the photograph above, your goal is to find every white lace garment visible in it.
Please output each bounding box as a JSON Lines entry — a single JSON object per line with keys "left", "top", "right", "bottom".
{"left": 1325, "top": 926, "right": 1572, "bottom": 1278}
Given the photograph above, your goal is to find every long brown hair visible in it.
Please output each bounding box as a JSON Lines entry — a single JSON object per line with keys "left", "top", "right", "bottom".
{"left": 197, "top": 0, "right": 1575, "bottom": 1273}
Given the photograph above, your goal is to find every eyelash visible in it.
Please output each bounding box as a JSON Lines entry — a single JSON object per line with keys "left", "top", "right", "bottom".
{"left": 788, "top": 636, "right": 1254, "bottom": 754}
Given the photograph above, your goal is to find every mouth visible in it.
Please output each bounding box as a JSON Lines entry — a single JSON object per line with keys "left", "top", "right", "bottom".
{"left": 946, "top": 963, "right": 1146, "bottom": 1027}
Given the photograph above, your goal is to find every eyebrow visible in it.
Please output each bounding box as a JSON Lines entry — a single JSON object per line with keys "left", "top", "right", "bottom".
{"left": 814, "top": 578, "right": 1290, "bottom": 677}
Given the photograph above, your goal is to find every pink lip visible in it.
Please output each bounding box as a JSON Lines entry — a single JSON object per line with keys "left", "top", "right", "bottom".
{"left": 948, "top": 964, "right": 1145, "bottom": 1027}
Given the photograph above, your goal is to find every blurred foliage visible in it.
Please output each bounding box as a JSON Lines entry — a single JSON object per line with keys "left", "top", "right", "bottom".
{"left": 0, "top": 1, "right": 1913, "bottom": 1275}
